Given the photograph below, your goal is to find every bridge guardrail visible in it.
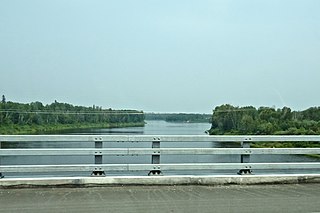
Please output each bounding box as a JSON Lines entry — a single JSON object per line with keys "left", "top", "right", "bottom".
{"left": 0, "top": 135, "right": 320, "bottom": 177}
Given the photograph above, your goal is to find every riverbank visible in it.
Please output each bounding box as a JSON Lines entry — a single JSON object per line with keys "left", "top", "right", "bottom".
{"left": 251, "top": 141, "right": 320, "bottom": 148}
{"left": 0, "top": 122, "right": 145, "bottom": 135}
{"left": 251, "top": 142, "right": 320, "bottom": 158}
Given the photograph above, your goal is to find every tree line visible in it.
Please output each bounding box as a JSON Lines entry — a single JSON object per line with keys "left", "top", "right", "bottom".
{"left": 209, "top": 104, "right": 320, "bottom": 135}
{"left": 0, "top": 97, "right": 144, "bottom": 127}
{"left": 145, "top": 113, "right": 211, "bottom": 123}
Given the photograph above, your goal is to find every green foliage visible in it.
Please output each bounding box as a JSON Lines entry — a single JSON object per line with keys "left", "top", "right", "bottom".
{"left": 209, "top": 104, "right": 320, "bottom": 136}
{"left": 1, "top": 95, "right": 6, "bottom": 104}
{"left": 0, "top": 122, "right": 145, "bottom": 135}
{"left": 0, "top": 100, "right": 145, "bottom": 134}
{"left": 209, "top": 104, "right": 320, "bottom": 149}
{"left": 145, "top": 113, "right": 211, "bottom": 123}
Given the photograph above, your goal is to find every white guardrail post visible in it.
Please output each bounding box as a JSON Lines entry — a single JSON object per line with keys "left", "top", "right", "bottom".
{"left": 91, "top": 137, "right": 105, "bottom": 176}
{"left": 148, "top": 137, "right": 162, "bottom": 176}
{"left": 238, "top": 137, "right": 252, "bottom": 175}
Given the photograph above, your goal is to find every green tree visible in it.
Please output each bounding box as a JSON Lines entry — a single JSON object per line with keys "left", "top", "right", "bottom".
{"left": 1, "top": 95, "right": 6, "bottom": 104}
{"left": 239, "top": 115, "right": 256, "bottom": 134}
{"left": 209, "top": 104, "right": 320, "bottom": 135}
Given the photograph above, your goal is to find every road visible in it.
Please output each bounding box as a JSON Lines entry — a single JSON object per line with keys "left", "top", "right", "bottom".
{"left": 1, "top": 184, "right": 319, "bottom": 213}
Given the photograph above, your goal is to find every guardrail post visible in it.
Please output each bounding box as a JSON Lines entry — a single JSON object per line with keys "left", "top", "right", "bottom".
{"left": 238, "top": 138, "right": 252, "bottom": 175}
{"left": 91, "top": 137, "right": 105, "bottom": 176}
{"left": 148, "top": 137, "right": 162, "bottom": 176}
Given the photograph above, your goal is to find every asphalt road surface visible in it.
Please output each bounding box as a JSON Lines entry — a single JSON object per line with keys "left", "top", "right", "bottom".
{"left": 1, "top": 184, "right": 320, "bottom": 213}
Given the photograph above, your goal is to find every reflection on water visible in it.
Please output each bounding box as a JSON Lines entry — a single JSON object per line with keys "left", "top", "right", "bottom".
{"left": 143, "top": 120, "right": 211, "bottom": 135}
{"left": 66, "top": 128, "right": 145, "bottom": 135}
{"left": 1, "top": 120, "right": 319, "bottom": 176}
{"left": 62, "top": 120, "right": 211, "bottom": 135}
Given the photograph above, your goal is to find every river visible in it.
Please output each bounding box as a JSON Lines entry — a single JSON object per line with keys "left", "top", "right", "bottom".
{"left": 61, "top": 120, "right": 211, "bottom": 135}
{"left": 1, "top": 120, "right": 319, "bottom": 177}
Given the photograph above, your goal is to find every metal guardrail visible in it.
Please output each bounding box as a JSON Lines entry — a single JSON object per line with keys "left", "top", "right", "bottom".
{"left": 0, "top": 135, "right": 320, "bottom": 177}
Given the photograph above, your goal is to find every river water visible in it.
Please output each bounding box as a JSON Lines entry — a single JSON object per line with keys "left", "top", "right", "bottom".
{"left": 1, "top": 120, "right": 319, "bottom": 176}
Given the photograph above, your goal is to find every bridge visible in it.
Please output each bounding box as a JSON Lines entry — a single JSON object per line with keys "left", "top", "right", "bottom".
{"left": 1, "top": 135, "right": 320, "bottom": 212}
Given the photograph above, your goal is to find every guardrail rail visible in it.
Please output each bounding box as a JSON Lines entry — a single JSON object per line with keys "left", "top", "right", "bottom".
{"left": 0, "top": 135, "right": 320, "bottom": 178}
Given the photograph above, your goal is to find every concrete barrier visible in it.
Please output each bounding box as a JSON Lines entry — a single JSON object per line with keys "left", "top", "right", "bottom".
{"left": 1, "top": 174, "right": 320, "bottom": 188}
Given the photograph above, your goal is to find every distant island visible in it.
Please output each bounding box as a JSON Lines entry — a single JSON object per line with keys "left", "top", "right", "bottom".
{"left": 145, "top": 113, "right": 211, "bottom": 123}
{"left": 0, "top": 96, "right": 144, "bottom": 134}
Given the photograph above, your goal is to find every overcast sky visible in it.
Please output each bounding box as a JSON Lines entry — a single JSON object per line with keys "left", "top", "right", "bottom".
{"left": 1, "top": 0, "right": 320, "bottom": 113}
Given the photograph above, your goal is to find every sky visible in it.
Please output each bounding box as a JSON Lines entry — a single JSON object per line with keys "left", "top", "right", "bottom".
{"left": 1, "top": 0, "right": 320, "bottom": 113}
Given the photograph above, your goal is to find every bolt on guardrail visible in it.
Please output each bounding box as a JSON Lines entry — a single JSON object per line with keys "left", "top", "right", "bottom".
{"left": 148, "top": 137, "right": 162, "bottom": 176}
{"left": 91, "top": 137, "right": 105, "bottom": 176}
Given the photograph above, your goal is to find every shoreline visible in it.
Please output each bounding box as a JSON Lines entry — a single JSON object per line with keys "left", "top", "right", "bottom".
{"left": 0, "top": 122, "right": 145, "bottom": 135}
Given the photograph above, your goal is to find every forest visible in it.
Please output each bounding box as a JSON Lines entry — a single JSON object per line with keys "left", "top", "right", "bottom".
{"left": 0, "top": 96, "right": 144, "bottom": 134}
{"left": 209, "top": 104, "right": 320, "bottom": 148}
{"left": 145, "top": 113, "right": 211, "bottom": 123}
{"left": 209, "top": 104, "right": 320, "bottom": 135}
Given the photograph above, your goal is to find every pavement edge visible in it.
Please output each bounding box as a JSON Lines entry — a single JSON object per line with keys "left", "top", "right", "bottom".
{"left": 1, "top": 174, "right": 320, "bottom": 188}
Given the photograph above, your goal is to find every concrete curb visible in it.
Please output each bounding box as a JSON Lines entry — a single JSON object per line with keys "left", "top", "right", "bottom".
{"left": 1, "top": 174, "right": 320, "bottom": 188}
